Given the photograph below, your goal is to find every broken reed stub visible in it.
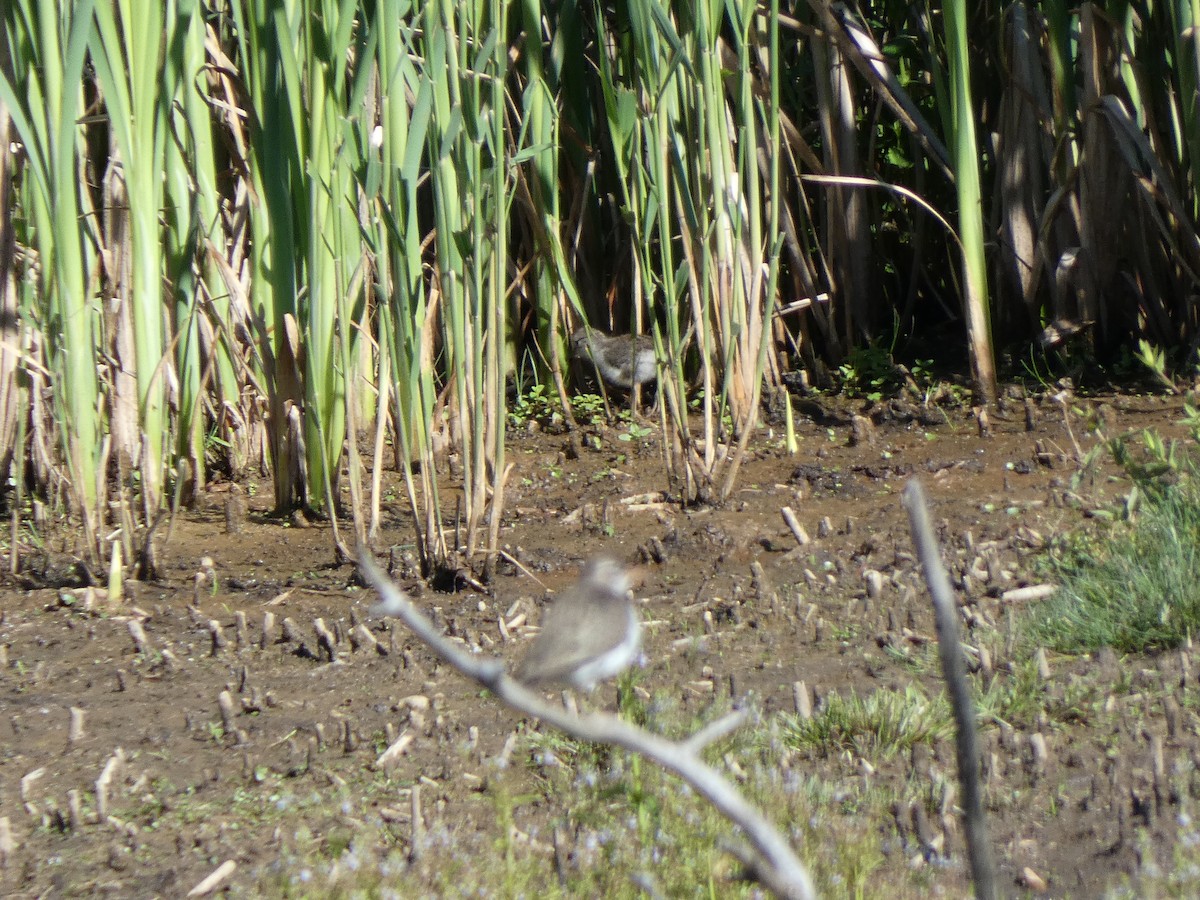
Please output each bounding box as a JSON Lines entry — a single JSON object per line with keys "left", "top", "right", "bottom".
{"left": 793, "top": 681, "right": 812, "bottom": 718}
{"left": 409, "top": 782, "right": 424, "bottom": 862}
{"left": 351, "top": 623, "right": 386, "bottom": 655}
{"left": 224, "top": 491, "right": 244, "bottom": 535}
{"left": 217, "top": 690, "right": 237, "bottom": 733}
{"left": 208, "top": 620, "right": 227, "bottom": 656}
{"left": 94, "top": 748, "right": 124, "bottom": 820}
{"left": 375, "top": 732, "right": 414, "bottom": 770}
{"left": 864, "top": 569, "right": 884, "bottom": 600}
{"left": 314, "top": 618, "right": 337, "bottom": 661}
{"left": 68, "top": 707, "right": 86, "bottom": 745}
{"left": 1035, "top": 647, "right": 1051, "bottom": 681}
{"left": 0, "top": 815, "right": 12, "bottom": 869}
{"left": 127, "top": 620, "right": 150, "bottom": 655}
{"left": 67, "top": 790, "right": 82, "bottom": 830}
{"left": 1028, "top": 732, "right": 1049, "bottom": 778}
{"left": 781, "top": 506, "right": 810, "bottom": 546}
{"left": 235, "top": 611, "right": 249, "bottom": 650}
{"left": 187, "top": 859, "right": 237, "bottom": 897}
{"left": 20, "top": 768, "right": 44, "bottom": 815}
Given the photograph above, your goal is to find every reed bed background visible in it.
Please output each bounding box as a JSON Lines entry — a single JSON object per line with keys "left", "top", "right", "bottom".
{"left": 1, "top": 1, "right": 1198, "bottom": 575}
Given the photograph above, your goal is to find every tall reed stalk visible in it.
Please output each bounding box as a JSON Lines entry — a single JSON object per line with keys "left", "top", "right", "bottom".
{"left": 0, "top": 27, "right": 21, "bottom": 514}
{"left": 228, "top": 0, "right": 306, "bottom": 511}
{"left": 165, "top": 3, "right": 237, "bottom": 499}
{"left": 941, "top": 0, "right": 995, "bottom": 403}
{"left": 1, "top": 0, "right": 103, "bottom": 556}
{"left": 594, "top": 0, "right": 784, "bottom": 502}
{"left": 419, "top": 0, "right": 511, "bottom": 567}
{"left": 368, "top": 0, "right": 443, "bottom": 568}
{"left": 302, "top": 0, "right": 367, "bottom": 536}
{"left": 91, "top": 0, "right": 177, "bottom": 516}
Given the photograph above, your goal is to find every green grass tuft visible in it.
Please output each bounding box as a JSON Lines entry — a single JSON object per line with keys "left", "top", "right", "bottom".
{"left": 1026, "top": 481, "right": 1200, "bottom": 654}
{"left": 779, "top": 684, "right": 953, "bottom": 761}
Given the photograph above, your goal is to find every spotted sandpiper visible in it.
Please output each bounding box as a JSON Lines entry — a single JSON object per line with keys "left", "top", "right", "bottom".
{"left": 571, "top": 327, "right": 656, "bottom": 390}
{"left": 513, "top": 557, "right": 642, "bottom": 691}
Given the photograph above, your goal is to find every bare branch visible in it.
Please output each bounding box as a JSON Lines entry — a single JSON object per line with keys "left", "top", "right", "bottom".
{"left": 359, "top": 551, "right": 815, "bottom": 900}
{"left": 682, "top": 708, "right": 753, "bottom": 754}
{"left": 902, "top": 479, "right": 997, "bottom": 900}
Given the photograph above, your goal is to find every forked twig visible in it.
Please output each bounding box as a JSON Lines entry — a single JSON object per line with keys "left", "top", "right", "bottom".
{"left": 358, "top": 551, "right": 814, "bottom": 900}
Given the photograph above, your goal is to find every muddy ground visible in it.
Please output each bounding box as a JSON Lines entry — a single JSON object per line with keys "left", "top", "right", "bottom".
{"left": 0, "top": 388, "right": 1194, "bottom": 898}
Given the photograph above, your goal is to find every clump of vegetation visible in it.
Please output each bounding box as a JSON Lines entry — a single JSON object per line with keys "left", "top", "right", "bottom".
{"left": 508, "top": 386, "right": 610, "bottom": 431}
{"left": 1026, "top": 413, "right": 1200, "bottom": 654}
{"left": 1029, "top": 490, "right": 1200, "bottom": 654}
{"left": 779, "top": 684, "right": 953, "bottom": 761}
